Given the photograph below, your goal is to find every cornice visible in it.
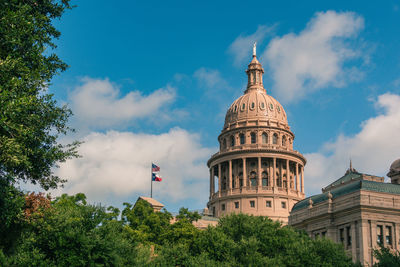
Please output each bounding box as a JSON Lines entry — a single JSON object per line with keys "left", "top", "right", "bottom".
{"left": 207, "top": 148, "right": 307, "bottom": 167}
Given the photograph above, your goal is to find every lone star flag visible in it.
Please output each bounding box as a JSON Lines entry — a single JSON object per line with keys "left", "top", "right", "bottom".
{"left": 152, "top": 172, "right": 162, "bottom": 182}
{"left": 152, "top": 163, "right": 160, "bottom": 172}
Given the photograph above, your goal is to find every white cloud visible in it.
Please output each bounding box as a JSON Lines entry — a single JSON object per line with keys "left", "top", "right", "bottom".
{"left": 194, "top": 68, "right": 229, "bottom": 90}
{"left": 69, "top": 77, "right": 176, "bottom": 128}
{"left": 54, "top": 128, "right": 213, "bottom": 205}
{"left": 228, "top": 25, "right": 274, "bottom": 66}
{"left": 304, "top": 93, "right": 400, "bottom": 195}
{"left": 264, "top": 11, "right": 365, "bottom": 103}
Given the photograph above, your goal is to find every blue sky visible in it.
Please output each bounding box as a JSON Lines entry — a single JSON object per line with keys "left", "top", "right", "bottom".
{"left": 43, "top": 0, "right": 400, "bottom": 212}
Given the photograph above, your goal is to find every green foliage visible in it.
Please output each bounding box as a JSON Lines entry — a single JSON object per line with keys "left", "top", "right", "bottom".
{"left": 176, "top": 207, "right": 201, "bottom": 223}
{"left": 373, "top": 245, "right": 400, "bottom": 267}
{"left": 122, "top": 199, "right": 173, "bottom": 245}
{"left": 5, "top": 193, "right": 143, "bottom": 266}
{"left": 0, "top": 180, "right": 25, "bottom": 254}
{"left": 154, "top": 213, "right": 356, "bottom": 267}
{"left": 0, "top": 0, "right": 79, "bottom": 189}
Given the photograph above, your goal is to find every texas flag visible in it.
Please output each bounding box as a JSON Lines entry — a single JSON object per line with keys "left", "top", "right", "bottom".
{"left": 152, "top": 172, "right": 162, "bottom": 182}
{"left": 152, "top": 163, "right": 160, "bottom": 172}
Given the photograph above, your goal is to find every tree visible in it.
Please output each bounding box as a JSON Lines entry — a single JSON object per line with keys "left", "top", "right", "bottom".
{"left": 122, "top": 199, "right": 173, "bottom": 245}
{"left": 175, "top": 207, "right": 201, "bottom": 223}
{"left": 0, "top": 179, "right": 25, "bottom": 254}
{"left": 5, "top": 193, "right": 146, "bottom": 266}
{"left": 0, "top": 0, "right": 79, "bottom": 189}
{"left": 373, "top": 245, "right": 400, "bottom": 267}
{"left": 153, "top": 213, "right": 356, "bottom": 267}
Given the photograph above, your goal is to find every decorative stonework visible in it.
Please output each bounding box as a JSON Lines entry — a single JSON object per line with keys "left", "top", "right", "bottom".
{"left": 289, "top": 163, "right": 400, "bottom": 266}
{"left": 207, "top": 52, "right": 306, "bottom": 224}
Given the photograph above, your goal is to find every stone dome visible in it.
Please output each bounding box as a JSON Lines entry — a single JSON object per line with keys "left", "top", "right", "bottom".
{"left": 207, "top": 46, "right": 306, "bottom": 222}
{"left": 224, "top": 89, "right": 288, "bottom": 130}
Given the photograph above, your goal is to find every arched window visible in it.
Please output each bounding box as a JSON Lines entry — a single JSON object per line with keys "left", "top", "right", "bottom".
{"left": 273, "top": 133, "right": 278, "bottom": 145}
{"left": 262, "top": 133, "right": 268, "bottom": 144}
{"left": 251, "top": 132, "right": 256, "bottom": 144}
{"left": 262, "top": 171, "right": 268, "bottom": 186}
{"left": 240, "top": 133, "right": 245, "bottom": 145}
{"left": 230, "top": 135, "right": 235, "bottom": 147}
{"left": 223, "top": 138, "right": 227, "bottom": 149}
{"left": 250, "top": 171, "right": 257, "bottom": 186}
{"left": 282, "top": 135, "right": 286, "bottom": 146}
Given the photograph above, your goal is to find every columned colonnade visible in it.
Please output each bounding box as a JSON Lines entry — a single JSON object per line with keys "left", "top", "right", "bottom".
{"left": 209, "top": 156, "right": 304, "bottom": 198}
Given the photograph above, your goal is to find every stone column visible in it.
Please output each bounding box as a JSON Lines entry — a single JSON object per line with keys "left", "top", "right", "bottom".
{"left": 359, "top": 220, "right": 371, "bottom": 266}
{"left": 286, "top": 159, "right": 290, "bottom": 189}
{"left": 301, "top": 165, "right": 304, "bottom": 193}
{"left": 218, "top": 163, "right": 221, "bottom": 196}
{"left": 272, "top": 157, "right": 276, "bottom": 188}
{"left": 243, "top": 158, "right": 247, "bottom": 187}
{"left": 395, "top": 223, "right": 400, "bottom": 250}
{"left": 229, "top": 160, "right": 232, "bottom": 192}
{"left": 295, "top": 162, "right": 299, "bottom": 191}
{"left": 258, "top": 157, "right": 262, "bottom": 187}
{"left": 279, "top": 160, "right": 282, "bottom": 187}
{"left": 210, "top": 168, "right": 213, "bottom": 198}
{"left": 351, "top": 222, "right": 357, "bottom": 262}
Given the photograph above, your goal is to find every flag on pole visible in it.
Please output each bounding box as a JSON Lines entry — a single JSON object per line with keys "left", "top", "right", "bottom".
{"left": 152, "top": 163, "right": 160, "bottom": 172}
{"left": 152, "top": 172, "right": 162, "bottom": 182}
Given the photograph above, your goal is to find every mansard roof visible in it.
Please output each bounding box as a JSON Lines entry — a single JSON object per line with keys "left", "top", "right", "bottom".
{"left": 292, "top": 180, "right": 400, "bottom": 212}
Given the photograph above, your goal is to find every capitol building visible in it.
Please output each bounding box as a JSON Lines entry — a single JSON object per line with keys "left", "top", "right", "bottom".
{"left": 203, "top": 46, "right": 400, "bottom": 265}
{"left": 207, "top": 47, "right": 306, "bottom": 224}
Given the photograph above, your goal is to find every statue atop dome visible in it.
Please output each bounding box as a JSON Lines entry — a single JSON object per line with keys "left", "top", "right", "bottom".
{"left": 253, "top": 42, "right": 257, "bottom": 57}
{"left": 388, "top": 158, "right": 400, "bottom": 184}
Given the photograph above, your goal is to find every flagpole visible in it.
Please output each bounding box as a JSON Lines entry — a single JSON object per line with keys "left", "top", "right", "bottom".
{"left": 150, "top": 163, "right": 153, "bottom": 198}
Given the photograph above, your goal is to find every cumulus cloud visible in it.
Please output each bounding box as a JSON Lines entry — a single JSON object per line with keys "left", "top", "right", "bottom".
{"left": 228, "top": 25, "right": 274, "bottom": 66}
{"left": 264, "top": 11, "right": 365, "bottom": 103}
{"left": 194, "top": 68, "right": 230, "bottom": 91}
{"left": 54, "top": 128, "right": 213, "bottom": 205}
{"left": 304, "top": 93, "right": 400, "bottom": 195}
{"left": 69, "top": 77, "right": 176, "bottom": 128}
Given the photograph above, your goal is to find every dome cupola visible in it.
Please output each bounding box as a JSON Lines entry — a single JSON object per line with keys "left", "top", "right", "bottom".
{"left": 207, "top": 44, "right": 306, "bottom": 223}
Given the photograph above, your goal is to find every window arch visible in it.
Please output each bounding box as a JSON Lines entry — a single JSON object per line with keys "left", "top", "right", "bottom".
{"left": 250, "top": 171, "right": 257, "bottom": 186}
{"left": 262, "top": 133, "right": 268, "bottom": 144}
{"left": 250, "top": 132, "right": 256, "bottom": 144}
{"left": 230, "top": 135, "right": 235, "bottom": 147}
{"left": 240, "top": 133, "right": 245, "bottom": 145}
{"left": 262, "top": 171, "right": 268, "bottom": 186}
{"left": 223, "top": 138, "right": 227, "bottom": 149}
{"left": 273, "top": 133, "right": 278, "bottom": 145}
{"left": 282, "top": 135, "right": 287, "bottom": 146}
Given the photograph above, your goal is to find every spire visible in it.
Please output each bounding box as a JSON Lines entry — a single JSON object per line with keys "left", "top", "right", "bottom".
{"left": 245, "top": 43, "right": 265, "bottom": 94}
{"left": 345, "top": 158, "right": 358, "bottom": 175}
